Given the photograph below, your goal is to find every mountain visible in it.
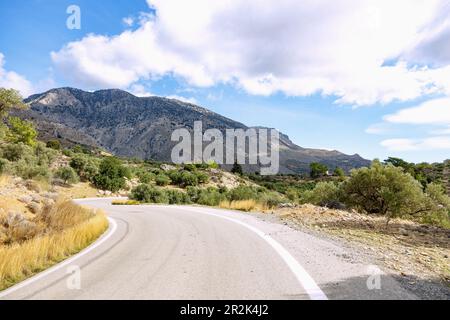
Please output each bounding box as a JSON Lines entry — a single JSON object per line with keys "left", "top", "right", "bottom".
{"left": 14, "top": 87, "right": 371, "bottom": 174}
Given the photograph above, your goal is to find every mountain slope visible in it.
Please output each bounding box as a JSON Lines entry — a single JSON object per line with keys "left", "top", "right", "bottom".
{"left": 15, "top": 87, "right": 370, "bottom": 174}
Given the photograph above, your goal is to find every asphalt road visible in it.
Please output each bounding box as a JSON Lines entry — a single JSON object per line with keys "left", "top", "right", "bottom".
{"left": 0, "top": 198, "right": 418, "bottom": 300}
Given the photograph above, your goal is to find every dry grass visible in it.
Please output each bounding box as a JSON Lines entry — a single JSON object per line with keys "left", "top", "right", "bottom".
{"left": 112, "top": 200, "right": 140, "bottom": 205}
{"left": 0, "top": 200, "right": 108, "bottom": 290}
{"left": 219, "top": 200, "right": 269, "bottom": 212}
{"left": 55, "top": 182, "right": 99, "bottom": 199}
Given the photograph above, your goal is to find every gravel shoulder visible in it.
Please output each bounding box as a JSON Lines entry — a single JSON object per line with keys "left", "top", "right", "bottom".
{"left": 251, "top": 204, "right": 450, "bottom": 300}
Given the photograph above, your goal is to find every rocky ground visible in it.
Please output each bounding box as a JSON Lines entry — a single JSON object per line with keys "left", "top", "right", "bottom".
{"left": 267, "top": 204, "right": 450, "bottom": 299}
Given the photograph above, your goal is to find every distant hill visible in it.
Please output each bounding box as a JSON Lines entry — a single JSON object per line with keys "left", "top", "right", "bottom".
{"left": 14, "top": 87, "right": 371, "bottom": 174}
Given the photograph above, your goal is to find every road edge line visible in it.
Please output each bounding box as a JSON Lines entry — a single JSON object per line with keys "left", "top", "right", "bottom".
{"left": 179, "top": 206, "right": 328, "bottom": 300}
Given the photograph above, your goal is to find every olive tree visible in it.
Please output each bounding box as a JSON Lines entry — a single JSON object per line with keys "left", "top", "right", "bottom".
{"left": 341, "top": 160, "right": 426, "bottom": 225}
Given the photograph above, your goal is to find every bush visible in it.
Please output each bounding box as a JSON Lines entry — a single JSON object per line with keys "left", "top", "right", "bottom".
{"left": 195, "top": 171, "right": 209, "bottom": 184}
{"left": 0, "top": 158, "right": 7, "bottom": 174}
{"left": 6, "top": 117, "right": 37, "bottom": 147}
{"left": 70, "top": 154, "right": 99, "bottom": 182}
{"left": 155, "top": 174, "right": 171, "bottom": 186}
{"left": 341, "top": 161, "right": 425, "bottom": 222}
{"left": 300, "top": 181, "right": 341, "bottom": 207}
{"left": 1, "top": 143, "right": 32, "bottom": 162}
{"left": 166, "top": 189, "right": 191, "bottom": 204}
{"left": 46, "top": 140, "right": 61, "bottom": 150}
{"left": 13, "top": 160, "right": 51, "bottom": 181}
{"left": 130, "top": 185, "right": 168, "bottom": 203}
{"left": 310, "top": 162, "right": 328, "bottom": 178}
{"left": 93, "top": 157, "right": 128, "bottom": 192}
{"left": 180, "top": 171, "right": 198, "bottom": 187}
{"left": 422, "top": 183, "right": 450, "bottom": 228}
{"left": 55, "top": 166, "right": 79, "bottom": 185}
{"left": 259, "top": 191, "right": 285, "bottom": 208}
{"left": 137, "top": 171, "right": 155, "bottom": 184}
{"left": 228, "top": 186, "right": 259, "bottom": 201}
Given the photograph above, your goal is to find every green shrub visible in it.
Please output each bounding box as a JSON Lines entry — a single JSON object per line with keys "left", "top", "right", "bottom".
{"left": 130, "top": 184, "right": 168, "bottom": 203}
{"left": 341, "top": 160, "right": 425, "bottom": 222}
{"left": 166, "top": 189, "right": 191, "bottom": 204}
{"left": 55, "top": 166, "right": 79, "bottom": 185}
{"left": 93, "top": 157, "right": 128, "bottom": 192}
{"left": 70, "top": 154, "right": 99, "bottom": 182}
{"left": 260, "top": 191, "right": 285, "bottom": 208}
{"left": 34, "top": 142, "right": 58, "bottom": 166}
{"left": 155, "top": 174, "right": 171, "bottom": 186}
{"left": 46, "top": 140, "right": 61, "bottom": 150}
{"left": 1, "top": 143, "right": 32, "bottom": 161}
{"left": 183, "top": 164, "right": 197, "bottom": 172}
{"left": 300, "top": 181, "right": 341, "bottom": 207}
{"left": 310, "top": 162, "right": 328, "bottom": 178}
{"left": 6, "top": 117, "right": 37, "bottom": 147}
{"left": 0, "top": 158, "right": 7, "bottom": 174}
{"left": 228, "top": 186, "right": 259, "bottom": 201}
{"left": 188, "top": 187, "right": 227, "bottom": 206}
{"left": 195, "top": 171, "right": 209, "bottom": 184}
{"left": 137, "top": 171, "right": 155, "bottom": 184}
{"left": 13, "top": 160, "right": 51, "bottom": 181}
{"left": 180, "top": 171, "right": 198, "bottom": 187}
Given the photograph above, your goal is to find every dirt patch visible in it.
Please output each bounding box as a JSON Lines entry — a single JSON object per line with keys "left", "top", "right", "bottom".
{"left": 272, "top": 204, "right": 450, "bottom": 292}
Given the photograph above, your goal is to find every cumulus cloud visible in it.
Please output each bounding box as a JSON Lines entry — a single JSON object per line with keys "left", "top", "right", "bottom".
{"left": 373, "top": 98, "right": 450, "bottom": 151}
{"left": 381, "top": 136, "right": 450, "bottom": 151}
{"left": 0, "top": 52, "right": 34, "bottom": 97}
{"left": 50, "top": 0, "right": 450, "bottom": 106}
{"left": 384, "top": 98, "right": 450, "bottom": 125}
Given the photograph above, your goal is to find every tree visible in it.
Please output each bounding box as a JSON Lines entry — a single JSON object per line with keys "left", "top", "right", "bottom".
{"left": 46, "top": 140, "right": 61, "bottom": 150}
{"left": 55, "top": 166, "right": 79, "bottom": 185}
{"left": 0, "top": 88, "right": 26, "bottom": 119}
{"left": 231, "top": 161, "right": 243, "bottom": 175}
{"left": 333, "top": 167, "right": 345, "bottom": 178}
{"left": 93, "top": 157, "right": 129, "bottom": 192}
{"left": 6, "top": 116, "right": 37, "bottom": 146}
{"left": 341, "top": 160, "right": 426, "bottom": 225}
{"left": 310, "top": 162, "right": 328, "bottom": 178}
{"left": 384, "top": 157, "right": 414, "bottom": 175}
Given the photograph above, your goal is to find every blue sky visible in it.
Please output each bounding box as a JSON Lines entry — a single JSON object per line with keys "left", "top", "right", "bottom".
{"left": 1, "top": 0, "right": 450, "bottom": 163}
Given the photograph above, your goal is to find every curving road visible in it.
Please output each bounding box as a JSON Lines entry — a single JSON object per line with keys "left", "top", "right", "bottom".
{"left": 0, "top": 198, "right": 417, "bottom": 300}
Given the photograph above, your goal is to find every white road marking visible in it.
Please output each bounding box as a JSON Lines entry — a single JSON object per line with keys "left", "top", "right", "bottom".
{"left": 0, "top": 217, "right": 118, "bottom": 299}
{"left": 177, "top": 206, "right": 329, "bottom": 300}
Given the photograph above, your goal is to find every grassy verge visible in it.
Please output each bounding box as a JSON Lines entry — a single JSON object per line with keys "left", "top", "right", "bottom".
{"left": 218, "top": 200, "right": 269, "bottom": 212}
{"left": 0, "top": 201, "right": 108, "bottom": 291}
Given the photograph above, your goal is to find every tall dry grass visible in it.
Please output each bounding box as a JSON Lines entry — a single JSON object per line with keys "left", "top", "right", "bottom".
{"left": 0, "top": 200, "right": 108, "bottom": 290}
{"left": 219, "top": 199, "right": 269, "bottom": 212}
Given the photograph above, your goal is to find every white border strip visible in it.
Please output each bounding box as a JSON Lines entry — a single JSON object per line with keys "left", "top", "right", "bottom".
{"left": 179, "top": 206, "right": 328, "bottom": 300}
{"left": 0, "top": 217, "right": 117, "bottom": 299}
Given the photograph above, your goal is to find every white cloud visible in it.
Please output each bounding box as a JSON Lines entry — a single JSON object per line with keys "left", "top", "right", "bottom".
{"left": 122, "top": 17, "right": 134, "bottom": 27}
{"left": 50, "top": 0, "right": 450, "bottom": 106}
{"left": 0, "top": 52, "right": 34, "bottom": 97}
{"left": 381, "top": 136, "right": 450, "bottom": 151}
{"left": 384, "top": 97, "right": 450, "bottom": 125}
{"left": 129, "top": 83, "right": 154, "bottom": 97}
{"left": 166, "top": 95, "right": 197, "bottom": 104}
